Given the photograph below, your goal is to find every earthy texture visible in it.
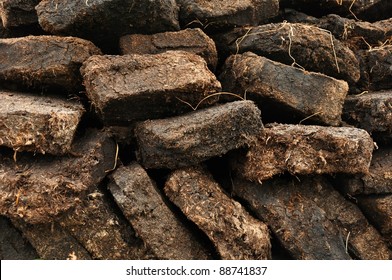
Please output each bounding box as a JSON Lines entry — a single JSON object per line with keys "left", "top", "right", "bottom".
{"left": 0, "top": 90, "right": 84, "bottom": 155}
{"left": 343, "top": 91, "right": 392, "bottom": 142}
{"left": 177, "top": 0, "right": 279, "bottom": 30}
{"left": 0, "top": 0, "right": 39, "bottom": 28}
{"left": 11, "top": 219, "right": 92, "bottom": 260}
{"left": 0, "top": 216, "right": 38, "bottom": 260}
{"left": 0, "top": 130, "right": 116, "bottom": 224}
{"left": 36, "top": 0, "right": 179, "bottom": 48}
{"left": 298, "top": 176, "right": 390, "bottom": 260}
{"left": 108, "top": 164, "right": 211, "bottom": 260}
{"left": 135, "top": 100, "right": 263, "bottom": 169}
{"left": 164, "top": 167, "right": 271, "bottom": 260}
{"left": 81, "top": 51, "right": 221, "bottom": 125}
{"left": 357, "top": 45, "right": 392, "bottom": 91}
{"left": 232, "top": 123, "right": 374, "bottom": 182}
{"left": 119, "top": 28, "right": 218, "bottom": 71}
{"left": 220, "top": 52, "right": 349, "bottom": 126}
{"left": 215, "top": 23, "right": 360, "bottom": 85}
{"left": 338, "top": 147, "right": 392, "bottom": 195}
{"left": 281, "top": 0, "right": 392, "bottom": 21}
{"left": 358, "top": 195, "right": 392, "bottom": 248}
{"left": 58, "top": 188, "right": 154, "bottom": 260}
{"left": 233, "top": 177, "right": 351, "bottom": 260}
{"left": 0, "top": 35, "right": 102, "bottom": 91}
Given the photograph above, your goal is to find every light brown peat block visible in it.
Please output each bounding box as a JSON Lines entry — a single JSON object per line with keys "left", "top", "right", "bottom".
{"left": 232, "top": 123, "right": 374, "bottom": 182}
{"left": 134, "top": 100, "right": 263, "bottom": 170}
{"left": 0, "top": 90, "right": 84, "bottom": 155}
{"left": 119, "top": 28, "right": 218, "bottom": 71}
{"left": 220, "top": 52, "right": 348, "bottom": 126}
{"left": 108, "top": 163, "right": 211, "bottom": 259}
{"left": 0, "top": 35, "right": 102, "bottom": 91}
{"left": 0, "top": 130, "right": 116, "bottom": 224}
{"left": 81, "top": 51, "right": 221, "bottom": 125}
{"left": 164, "top": 167, "right": 271, "bottom": 260}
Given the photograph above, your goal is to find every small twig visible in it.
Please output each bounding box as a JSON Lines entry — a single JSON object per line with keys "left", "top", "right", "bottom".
{"left": 345, "top": 231, "right": 351, "bottom": 254}
{"left": 176, "top": 92, "right": 245, "bottom": 111}
{"left": 299, "top": 112, "right": 321, "bottom": 124}
{"left": 13, "top": 147, "right": 20, "bottom": 163}
{"left": 349, "top": 0, "right": 359, "bottom": 21}
{"left": 356, "top": 90, "right": 368, "bottom": 96}
{"left": 105, "top": 143, "right": 119, "bottom": 173}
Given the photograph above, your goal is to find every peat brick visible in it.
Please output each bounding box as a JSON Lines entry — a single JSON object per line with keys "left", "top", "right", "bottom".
{"left": 119, "top": 28, "right": 218, "bottom": 71}
{"left": 300, "top": 177, "right": 390, "bottom": 260}
{"left": 108, "top": 164, "right": 211, "bottom": 260}
{"left": 233, "top": 176, "right": 350, "bottom": 260}
{"left": 338, "top": 147, "right": 392, "bottom": 195}
{"left": 215, "top": 23, "right": 360, "bottom": 85}
{"left": 0, "top": 216, "right": 38, "bottom": 260}
{"left": 0, "top": 130, "right": 116, "bottom": 224}
{"left": 232, "top": 124, "right": 374, "bottom": 182}
{"left": 81, "top": 51, "right": 221, "bottom": 125}
{"left": 177, "top": 0, "right": 279, "bottom": 31}
{"left": 357, "top": 195, "right": 392, "bottom": 249}
{"left": 357, "top": 46, "right": 392, "bottom": 91}
{"left": 58, "top": 188, "right": 154, "bottom": 260}
{"left": 164, "top": 167, "right": 271, "bottom": 260}
{"left": 234, "top": 176, "right": 390, "bottom": 259}
{"left": 36, "top": 0, "right": 179, "bottom": 48}
{"left": 343, "top": 91, "right": 392, "bottom": 141}
{"left": 0, "top": 35, "right": 102, "bottom": 92}
{"left": 220, "top": 52, "right": 349, "bottom": 126}
{"left": 0, "top": 90, "right": 84, "bottom": 155}
{"left": 11, "top": 219, "right": 92, "bottom": 260}
{"left": 135, "top": 100, "right": 263, "bottom": 170}
{"left": 0, "top": 0, "right": 39, "bottom": 28}
{"left": 281, "top": 0, "right": 392, "bottom": 21}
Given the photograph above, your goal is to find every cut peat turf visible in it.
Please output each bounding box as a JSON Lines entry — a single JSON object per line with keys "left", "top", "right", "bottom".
{"left": 81, "top": 51, "right": 221, "bottom": 125}
{"left": 119, "top": 28, "right": 218, "bottom": 71}
{"left": 0, "top": 35, "right": 102, "bottom": 92}
{"left": 220, "top": 52, "right": 348, "bottom": 126}
{"left": 0, "top": 130, "right": 116, "bottom": 224}
{"left": 134, "top": 100, "right": 263, "bottom": 170}
{"left": 164, "top": 167, "right": 271, "bottom": 260}
{"left": 0, "top": 90, "right": 84, "bottom": 155}
{"left": 232, "top": 123, "right": 373, "bottom": 182}
{"left": 108, "top": 163, "right": 211, "bottom": 260}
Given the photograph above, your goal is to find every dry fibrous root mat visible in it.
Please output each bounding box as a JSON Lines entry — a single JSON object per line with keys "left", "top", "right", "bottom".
{"left": 0, "top": 0, "right": 392, "bottom": 260}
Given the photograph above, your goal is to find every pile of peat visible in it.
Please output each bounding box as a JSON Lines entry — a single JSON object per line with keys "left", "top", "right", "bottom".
{"left": 0, "top": 0, "right": 392, "bottom": 260}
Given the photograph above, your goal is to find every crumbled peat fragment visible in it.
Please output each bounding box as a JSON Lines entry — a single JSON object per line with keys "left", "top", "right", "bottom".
{"left": 0, "top": 35, "right": 102, "bottom": 91}
{"left": 343, "top": 91, "right": 392, "bottom": 142}
{"left": 214, "top": 23, "right": 360, "bottom": 85}
{"left": 36, "top": 0, "right": 179, "bottom": 47}
{"left": 232, "top": 123, "right": 374, "bottom": 182}
{"left": 81, "top": 51, "right": 221, "bottom": 125}
{"left": 0, "top": 0, "right": 39, "bottom": 28}
{"left": 58, "top": 188, "right": 154, "bottom": 260}
{"left": 338, "top": 147, "right": 392, "bottom": 195}
{"left": 357, "top": 195, "right": 392, "bottom": 249}
{"left": 177, "top": 0, "right": 279, "bottom": 30}
{"left": 119, "top": 28, "right": 218, "bottom": 71}
{"left": 0, "top": 216, "right": 38, "bottom": 260}
{"left": 108, "top": 164, "right": 211, "bottom": 260}
{"left": 0, "top": 130, "right": 116, "bottom": 224}
{"left": 220, "top": 52, "right": 348, "bottom": 126}
{"left": 0, "top": 90, "right": 84, "bottom": 155}
{"left": 135, "top": 100, "right": 263, "bottom": 170}
{"left": 164, "top": 167, "right": 271, "bottom": 260}
{"left": 280, "top": 0, "right": 392, "bottom": 21}
{"left": 11, "top": 219, "right": 92, "bottom": 260}
{"left": 356, "top": 46, "right": 392, "bottom": 91}
{"left": 233, "top": 177, "right": 351, "bottom": 260}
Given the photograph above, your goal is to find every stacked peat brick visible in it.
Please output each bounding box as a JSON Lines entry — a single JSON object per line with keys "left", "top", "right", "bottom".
{"left": 0, "top": 0, "right": 391, "bottom": 260}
